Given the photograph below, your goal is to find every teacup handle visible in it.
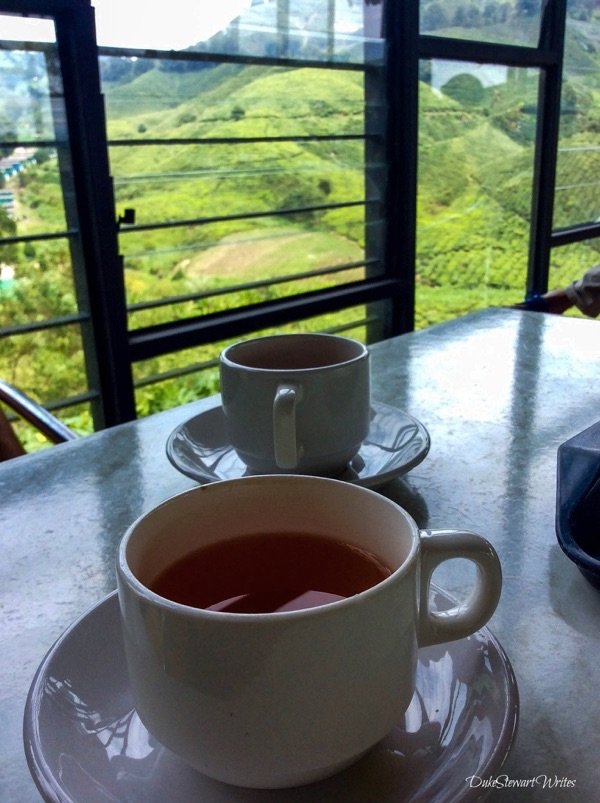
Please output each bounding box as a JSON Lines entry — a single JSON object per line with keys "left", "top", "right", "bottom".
{"left": 417, "top": 529, "right": 502, "bottom": 648}
{"left": 273, "top": 383, "right": 302, "bottom": 469}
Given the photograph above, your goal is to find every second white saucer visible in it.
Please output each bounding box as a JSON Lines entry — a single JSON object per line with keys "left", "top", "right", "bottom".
{"left": 166, "top": 400, "right": 430, "bottom": 489}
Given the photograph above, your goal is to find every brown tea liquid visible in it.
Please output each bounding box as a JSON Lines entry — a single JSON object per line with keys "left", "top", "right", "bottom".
{"left": 150, "top": 532, "right": 392, "bottom": 613}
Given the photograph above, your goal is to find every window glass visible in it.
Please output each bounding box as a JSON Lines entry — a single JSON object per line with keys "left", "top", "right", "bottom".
{"left": 420, "top": 0, "right": 543, "bottom": 47}
{"left": 92, "top": 0, "right": 382, "bottom": 65}
{"left": 416, "top": 59, "right": 539, "bottom": 328}
{"left": 549, "top": 237, "right": 600, "bottom": 316}
{"left": 3, "top": 147, "right": 69, "bottom": 234}
{"left": 124, "top": 224, "right": 368, "bottom": 330}
{"left": 94, "top": 1, "right": 387, "bottom": 420}
{"left": 0, "top": 323, "right": 89, "bottom": 403}
{"left": 103, "top": 61, "right": 366, "bottom": 138}
{"left": 552, "top": 2, "right": 600, "bottom": 230}
{"left": 0, "top": 15, "right": 88, "bottom": 420}
{"left": 0, "top": 14, "right": 53, "bottom": 43}
{"left": 0, "top": 239, "right": 78, "bottom": 327}
{"left": 2, "top": 3, "right": 387, "bottom": 426}
{"left": 100, "top": 51, "right": 381, "bottom": 330}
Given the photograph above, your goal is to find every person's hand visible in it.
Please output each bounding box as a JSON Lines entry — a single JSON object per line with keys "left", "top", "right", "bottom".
{"left": 539, "top": 288, "right": 573, "bottom": 314}
{"left": 513, "top": 288, "right": 573, "bottom": 314}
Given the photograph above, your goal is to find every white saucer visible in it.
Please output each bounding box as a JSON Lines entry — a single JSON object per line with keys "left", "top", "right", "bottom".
{"left": 24, "top": 590, "right": 518, "bottom": 803}
{"left": 166, "top": 400, "right": 430, "bottom": 488}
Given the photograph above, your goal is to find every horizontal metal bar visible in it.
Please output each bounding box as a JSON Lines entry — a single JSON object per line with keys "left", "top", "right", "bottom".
{"left": 0, "top": 0, "right": 82, "bottom": 19}
{"left": 555, "top": 180, "right": 600, "bottom": 191}
{"left": 0, "top": 38, "right": 53, "bottom": 53}
{"left": 0, "top": 229, "right": 77, "bottom": 246}
{"left": 551, "top": 222, "right": 600, "bottom": 248}
{"left": 115, "top": 160, "right": 373, "bottom": 184}
{"left": 119, "top": 199, "right": 370, "bottom": 234}
{"left": 123, "top": 222, "right": 383, "bottom": 259}
{"left": 419, "top": 35, "right": 558, "bottom": 68}
{"left": 0, "top": 312, "right": 89, "bottom": 338}
{"left": 134, "top": 356, "right": 220, "bottom": 389}
{"left": 127, "top": 259, "right": 374, "bottom": 314}
{"left": 0, "top": 139, "right": 60, "bottom": 150}
{"left": 97, "top": 45, "right": 371, "bottom": 72}
{"left": 109, "top": 134, "right": 369, "bottom": 148}
{"left": 42, "top": 390, "right": 99, "bottom": 412}
{"left": 559, "top": 146, "right": 600, "bottom": 154}
{"left": 321, "top": 315, "right": 376, "bottom": 336}
{"left": 129, "top": 277, "right": 400, "bottom": 362}
{"left": 133, "top": 315, "right": 373, "bottom": 389}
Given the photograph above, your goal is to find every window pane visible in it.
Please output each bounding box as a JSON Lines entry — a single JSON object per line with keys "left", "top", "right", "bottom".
{"left": 420, "top": 0, "right": 543, "bottom": 46}
{"left": 110, "top": 136, "right": 368, "bottom": 225}
{"left": 100, "top": 48, "right": 383, "bottom": 332}
{"left": 92, "top": 0, "right": 382, "bottom": 65}
{"left": 1, "top": 36, "right": 70, "bottom": 234}
{"left": 0, "top": 13, "right": 99, "bottom": 423}
{"left": 0, "top": 324, "right": 89, "bottom": 404}
{"left": 6, "top": 147, "right": 70, "bottom": 234}
{"left": 121, "top": 211, "right": 375, "bottom": 325}
{"left": 553, "top": 3, "right": 600, "bottom": 229}
{"left": 416, "top": 60, "right": 538, "bottom": 328}
{"left": 101, "top": 59, "right": 371, "bottom": 137}
{"left": 0, "top": 239, "right": 79, "bottom": 328}
{"left": 125, "top": 247, "right": 369, "bottom": 334}
{"left": 0, "top": 50, "right": 55, "bottom": 142}
{"left": 95, "top": 2, "right": 387, "bottom": 419}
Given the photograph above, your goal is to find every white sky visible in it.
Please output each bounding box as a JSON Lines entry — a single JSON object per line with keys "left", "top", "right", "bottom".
{"left": 92, "top": 0, "right": 253, "bottom": 48}
{"left": 0, "top": 1, "right": 253, "bottom": 49}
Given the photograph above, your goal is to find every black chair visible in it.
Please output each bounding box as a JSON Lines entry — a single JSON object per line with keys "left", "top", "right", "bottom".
{"left": 0, "top": 379, "right": 77, "bottom": 461}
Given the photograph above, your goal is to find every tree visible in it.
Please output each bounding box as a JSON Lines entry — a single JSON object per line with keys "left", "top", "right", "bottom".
{"left": 516, "top": 0, "right": 537, "bottom": 16}
{"left": 442, "top": 73, "right": 485, "bottom": 106}
{"left": 422, "top": 3, "right": 449, "bottom": 31}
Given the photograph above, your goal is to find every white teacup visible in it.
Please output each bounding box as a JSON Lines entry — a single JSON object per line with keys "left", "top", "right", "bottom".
{"left": 117, "top": 475, "right": 502, "bottom": 789}
{"left": 219, "top": 333, "right": 370, "bottom": 475}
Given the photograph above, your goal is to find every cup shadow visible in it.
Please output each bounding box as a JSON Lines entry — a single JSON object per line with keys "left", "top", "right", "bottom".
{"left": 379, "top": 477, "right": 430, "bottom": 530}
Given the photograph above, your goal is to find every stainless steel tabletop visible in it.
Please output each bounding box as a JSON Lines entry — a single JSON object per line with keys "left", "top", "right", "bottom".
{"left": 2, "top": 308, "right": 599, "bottom": 801}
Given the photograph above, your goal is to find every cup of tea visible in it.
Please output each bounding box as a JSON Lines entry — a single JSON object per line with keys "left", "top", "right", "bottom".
{"left": 219, "top": 333, "right": 370, "bottom": 475}
{"left": 116, "top": 475, "right": 502, "bottom": 789}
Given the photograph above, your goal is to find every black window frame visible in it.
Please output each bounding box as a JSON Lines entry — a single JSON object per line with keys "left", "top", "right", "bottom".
{"left": 0, "top": 0, "right": 585, "bottom": 431}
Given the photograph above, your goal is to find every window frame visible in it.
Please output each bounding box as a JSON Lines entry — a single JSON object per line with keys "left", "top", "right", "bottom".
{"left": 0, "top": 0, "right": 585, "bottom": 430}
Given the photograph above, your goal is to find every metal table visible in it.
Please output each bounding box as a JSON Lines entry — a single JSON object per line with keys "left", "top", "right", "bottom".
{"left": 2, "top": 308, "right": 599, "bottom": 801}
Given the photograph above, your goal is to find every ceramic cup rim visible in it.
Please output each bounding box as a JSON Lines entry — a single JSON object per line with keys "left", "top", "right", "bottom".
{"left": 220, "top": 333, "right": 369, "bottom": 374}
{"left": 117, "top": 475, "right": 420, "bottom": 623}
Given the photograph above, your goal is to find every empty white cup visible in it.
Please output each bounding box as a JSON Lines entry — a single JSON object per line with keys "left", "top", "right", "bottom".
{"left": 219, "top": 333, "right": 370, "bottom": 475}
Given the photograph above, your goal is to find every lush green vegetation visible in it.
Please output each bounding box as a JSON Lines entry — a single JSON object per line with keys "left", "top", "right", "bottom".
{"left": 2, "top": 2, "right": 600, "bottom": 451}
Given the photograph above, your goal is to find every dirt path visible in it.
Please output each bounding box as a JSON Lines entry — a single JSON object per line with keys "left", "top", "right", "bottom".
{"left": 184, "top": 227, "right": 363, "bottom": 280}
